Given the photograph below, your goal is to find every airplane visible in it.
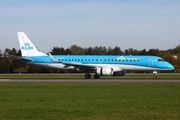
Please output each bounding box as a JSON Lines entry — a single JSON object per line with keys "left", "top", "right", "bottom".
{"left": 14, "top": 32, "right": 174, "bottom": 79}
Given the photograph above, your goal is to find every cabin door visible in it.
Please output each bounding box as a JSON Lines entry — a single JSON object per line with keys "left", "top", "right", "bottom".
{"left": 45, "top": 58, "right": 49, "bottom": 65}
{"left": 148, "top": 59, "right": 153, "bottom": 66}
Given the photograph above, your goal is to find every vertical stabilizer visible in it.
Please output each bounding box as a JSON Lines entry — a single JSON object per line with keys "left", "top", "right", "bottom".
{"left": 18, "top": 32, "right": 47, "bottom": 56}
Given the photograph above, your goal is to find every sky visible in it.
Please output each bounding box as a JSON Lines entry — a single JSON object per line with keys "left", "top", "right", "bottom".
{"left": 0, "top": 0, "right": 180, "bottom": 53}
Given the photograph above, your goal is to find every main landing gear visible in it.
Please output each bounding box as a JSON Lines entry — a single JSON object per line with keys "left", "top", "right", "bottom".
{"left": 84, "top": 73, "right": 100, "bottom": 79}
{"left": 153, "top": 71, "right": 157, "bottom": 79}
{"left": 85, "top": 72, "right": 159, "bottom": 79}
{"left": 84, "top": 73, "right": 91, "bottom": 79}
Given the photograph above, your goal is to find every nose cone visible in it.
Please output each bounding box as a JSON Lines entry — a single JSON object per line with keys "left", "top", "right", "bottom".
{"left": 167, "top": 63, "right": 175, "bottom": 70}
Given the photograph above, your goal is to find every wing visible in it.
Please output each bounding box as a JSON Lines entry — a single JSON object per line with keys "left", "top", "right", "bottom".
{"left": 62, "top": 62, "right": 96, "bottom": 69}
{"left": 48, "top": 53, "right": 96, "bottom": 69}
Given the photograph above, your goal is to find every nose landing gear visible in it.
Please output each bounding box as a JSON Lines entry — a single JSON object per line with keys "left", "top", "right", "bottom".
{"left": 153, "top": 71, "right": 157, "bottom": 79}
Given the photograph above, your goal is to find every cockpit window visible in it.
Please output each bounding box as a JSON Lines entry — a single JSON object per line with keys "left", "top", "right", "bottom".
{"left": 158, "top": 59, "right": 165, "bottom": 62}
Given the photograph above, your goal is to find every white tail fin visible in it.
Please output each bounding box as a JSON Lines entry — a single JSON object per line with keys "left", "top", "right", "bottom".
{"left": 18, "top": 32, "right": 47, "bottom": 56}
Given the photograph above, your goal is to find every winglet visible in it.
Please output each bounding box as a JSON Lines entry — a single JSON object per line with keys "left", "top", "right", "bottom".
{"left": 48, "top": 53, "right": 61, "bottom": 62}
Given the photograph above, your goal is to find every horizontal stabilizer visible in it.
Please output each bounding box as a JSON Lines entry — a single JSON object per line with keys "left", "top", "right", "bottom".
{"left": 4, "top": 54, "right": 33, "bottom": 62}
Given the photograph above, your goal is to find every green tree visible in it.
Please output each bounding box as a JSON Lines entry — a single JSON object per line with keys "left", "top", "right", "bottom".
{"left": 0, "top": 57, "right": 11, "bottom": 73}
{"left": 173, "top": 45, "right": 180, "bottom": 54}
{"left": 111, "top": 46, "right": 123, "bottom": 55}
{"left": 93, "top": 46, "right": 107, "bottom": 55}
{"left": 85, "top": 47, "right": 94, "bottom": 55}
{"left": 125, "top": 48, "right": 138, "bottom": 55}
{"left": 148, "top": 49, "right": 159, "bottom": 55}
{"left": 69, "top": 45, "right": 85, "bottom": 55}
{"left": 138, "top": 49, "right": 147, "bottom": 55}
{"left": 157, "top": 51, "right": 179, "bottom": 69}
{"left": 124, "top": 49, "right": 130, "bottom": 55}
{"left": 51, "top": 47, "right": 66, "bottom": 55}
{"left": 65, "top": 48, "right": 72, "bottom": 55}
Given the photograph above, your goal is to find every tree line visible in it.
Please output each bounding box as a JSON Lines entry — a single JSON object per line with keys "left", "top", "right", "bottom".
{"left": 0, "top": 45, "right": 180, "bottom": 73}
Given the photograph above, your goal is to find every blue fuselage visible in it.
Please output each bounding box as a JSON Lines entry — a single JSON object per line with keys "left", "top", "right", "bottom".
{"left": 23, "top": 55, "right": 174, "bottom": 71}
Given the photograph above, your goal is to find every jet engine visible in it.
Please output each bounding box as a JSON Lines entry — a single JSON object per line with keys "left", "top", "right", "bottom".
{"left": 96, "top": 67, "right": 126, "bottom": 76}
{"left": 96, "top": 67, "right": 113, "bottom": 76}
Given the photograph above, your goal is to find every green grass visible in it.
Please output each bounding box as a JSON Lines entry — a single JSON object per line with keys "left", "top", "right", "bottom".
{"left": 0, "top": 73, "right": 180, "bottom": 79}
{"left": 0, "top": 83, "right": 180, "bottom": 120}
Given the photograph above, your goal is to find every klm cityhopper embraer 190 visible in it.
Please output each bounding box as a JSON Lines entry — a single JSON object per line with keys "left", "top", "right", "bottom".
{"left": 17, "top": 32, "right": 174, "bottom": 79}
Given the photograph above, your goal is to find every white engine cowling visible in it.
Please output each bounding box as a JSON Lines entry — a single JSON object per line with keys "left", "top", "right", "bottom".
{"left": 96, "top": 67, "right": 113, "bottom": 76}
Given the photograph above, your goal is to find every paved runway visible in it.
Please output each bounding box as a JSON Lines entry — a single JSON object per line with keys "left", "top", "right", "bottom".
{"left": 0, "top": 79, "right": 180, "bottom": 83}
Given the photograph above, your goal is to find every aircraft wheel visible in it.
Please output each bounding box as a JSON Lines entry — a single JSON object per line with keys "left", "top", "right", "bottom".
{"left": 153, "top": 71, "right": 157, "bottom": 79}
{"left": 85, "top": 73, "right": 91, "bottom": 79}
{"left": 94, "top": 74, "right": 100, "bottom": 79}
{"left": 153, "top": 73, "right": 157, "bottom": 79}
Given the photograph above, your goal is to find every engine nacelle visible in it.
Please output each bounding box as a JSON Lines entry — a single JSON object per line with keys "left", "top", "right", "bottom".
{"left": 96, "top": 67, "right": 113, "bottom": 76}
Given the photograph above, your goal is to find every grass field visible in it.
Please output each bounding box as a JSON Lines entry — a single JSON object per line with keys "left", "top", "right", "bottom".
{"left": 0, "top": 73, "right": 180, "bottom": 79}
{"left": 0, "top": 82, "right": 180, "bottom": 120}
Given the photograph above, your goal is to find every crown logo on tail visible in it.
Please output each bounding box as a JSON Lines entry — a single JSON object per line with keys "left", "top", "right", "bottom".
{"left": 24, "top": 42, "right": 30, "bottom": 46}
{"left": 21, "top": 42, "right": 33, "bottom": 50}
